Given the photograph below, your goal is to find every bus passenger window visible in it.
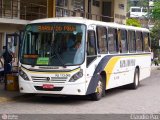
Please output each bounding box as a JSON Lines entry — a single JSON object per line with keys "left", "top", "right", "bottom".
{"left": 128, "top": 30, "right": 136, "bottom": 52}
{"left": 143, "top": 32, "right": 150, "bottom": 52}
{"left": 136, "top": 31, "right": 143, "bottom": 52}
{"left": 108, "top": 28, "right": 118, "bottom": 53}
{"left": 118, "top": 29, "right": 128, "bottom": 53}
{"left": 97, "top": 26, "right": 107, "bottom": 53}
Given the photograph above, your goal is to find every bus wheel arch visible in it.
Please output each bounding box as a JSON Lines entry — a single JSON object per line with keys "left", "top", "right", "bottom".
{"left": 100, "top": 71, "right": 106, "bottom": 97}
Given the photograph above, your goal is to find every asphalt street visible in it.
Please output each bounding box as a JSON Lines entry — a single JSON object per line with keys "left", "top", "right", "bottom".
{"left": 0, "top": 69, "right": 160, "bottom": 115}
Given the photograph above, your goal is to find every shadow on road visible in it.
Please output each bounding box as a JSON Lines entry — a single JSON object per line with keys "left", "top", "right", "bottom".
{"left": 15, "top": 86, "right": 138, "bottom": 105}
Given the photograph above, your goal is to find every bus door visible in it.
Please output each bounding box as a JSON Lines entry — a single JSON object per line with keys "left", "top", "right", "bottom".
{"left": 86, "top": 30, "right": 98, "bottom": 89}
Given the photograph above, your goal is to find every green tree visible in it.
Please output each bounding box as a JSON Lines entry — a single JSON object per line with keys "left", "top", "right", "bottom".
{"left": 128, "top": 0, "right": 149, "bottom": 7}
{"left": 150, "top": 20, "right": 160, "bottom": 50}
{"left": 138, "top": 0, "right": 149, "bottom": 8}
{"left": 150, "top": 1, "right": 160, "bottom": 55}
{"left": 151, "top": 2, "right": 160, "bottom": 20}
{"left": 126, "top": 18, "right": 141, "bottom": 27}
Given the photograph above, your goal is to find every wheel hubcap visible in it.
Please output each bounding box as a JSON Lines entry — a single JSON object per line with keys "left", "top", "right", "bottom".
{"left": 96, "top": 81, "right": 103, "bottom": 95}
{"left": 135, "top": 73, "right": 139, "bottom": 86}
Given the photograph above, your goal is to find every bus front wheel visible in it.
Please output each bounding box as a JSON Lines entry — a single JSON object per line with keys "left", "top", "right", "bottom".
{"left": 90, "top": 76, "right": 106, "bottom": 101}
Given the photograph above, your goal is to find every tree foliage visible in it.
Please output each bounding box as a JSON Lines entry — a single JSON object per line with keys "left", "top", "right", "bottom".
{"left": 151, "top": 2, "right": 160, "bottom": 20}
{"left": 150, "top": 20, "right": 160, "bottom": 50}
{"left": 126, "top": 18, "right": 141, "bottom": 27}
{"left": 128, "top": 0, "right": 149, "bottom": 8}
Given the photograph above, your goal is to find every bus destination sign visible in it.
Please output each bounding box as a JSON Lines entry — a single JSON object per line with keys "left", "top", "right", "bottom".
{"left": 38, "top": 25, "right": 76, "bottom": 32}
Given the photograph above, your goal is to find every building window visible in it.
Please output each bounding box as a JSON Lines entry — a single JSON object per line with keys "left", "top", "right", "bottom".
{"left": 72, "top": 0, "right": 84, "bottom": 11}
{"left": 4, "top": 0, "right": 11, "bottom": 9}
{"left": 56, "top": 8, "right": 69, "bottom": 17}
{"left": 56, "top": 0, "right": 69, "bottom": 17}
{"left": 97, "top": 26, "right": 107, "bottom": 53}
{"left": 2, "top": 0, "right": 18, "bottom": 18}
{"left": 56, "top": 0, "right": 68, "bottom": 7}
{"left": 108, "top": 28, "right": 118, "bottom": 53}
{"left": 128, "top": 30, "right": 136, "bottom": 53}
{"left": 3, "top": 0, "right": 12, "bottom": 18}
{"left": 93, "top": 0, "right": 100, "bottom": 7}
{"left": 119, "top": 4, "right": 124, "bottom": 10}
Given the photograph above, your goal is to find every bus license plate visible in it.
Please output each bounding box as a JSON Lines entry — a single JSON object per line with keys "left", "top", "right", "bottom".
{"left": 42, "top": 84, "right": 54, "bottom": 89}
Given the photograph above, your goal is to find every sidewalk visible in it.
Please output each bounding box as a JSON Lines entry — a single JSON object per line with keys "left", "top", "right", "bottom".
{"left": 0, "top": 82, "right": 29, "bottom": 103}
{"left": 151, "top": 64, "right": 160, "bottom": 70}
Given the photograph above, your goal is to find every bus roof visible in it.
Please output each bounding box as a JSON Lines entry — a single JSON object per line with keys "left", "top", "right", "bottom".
{"left": 30, "top": 17, "right": 150, "bottom": 32}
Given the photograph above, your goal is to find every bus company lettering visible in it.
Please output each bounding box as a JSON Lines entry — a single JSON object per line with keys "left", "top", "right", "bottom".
{"left": 120, "top": 59, "right": 135, "bottom": 68}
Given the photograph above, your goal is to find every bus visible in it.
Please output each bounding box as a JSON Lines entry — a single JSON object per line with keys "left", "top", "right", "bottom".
{"left": 19, "top": 17, "right": 151, "bottom": 101}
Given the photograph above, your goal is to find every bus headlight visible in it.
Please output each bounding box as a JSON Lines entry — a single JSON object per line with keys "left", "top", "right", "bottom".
{"left": 19, "top": 69, "right": 30, "bottom": 81}
{"left": 69, "top": 69, "right": 83, "bottom": 82}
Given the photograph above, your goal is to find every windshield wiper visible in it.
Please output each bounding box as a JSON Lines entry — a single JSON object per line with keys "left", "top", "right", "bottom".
{"left": 51, "top": 31, "right": 66, "bottom": 68}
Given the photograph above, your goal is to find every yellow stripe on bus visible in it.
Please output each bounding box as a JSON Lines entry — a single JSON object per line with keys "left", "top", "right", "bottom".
{"left": 104, "top": 57, "right": 121, "bottom": 88}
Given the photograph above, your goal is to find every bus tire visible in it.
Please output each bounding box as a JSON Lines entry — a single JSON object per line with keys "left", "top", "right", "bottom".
{"left": 129, "top": 68, "right": 139, "bottom": 89}
{"left": 90, "top": 75, "right": 106, "bottom": 101}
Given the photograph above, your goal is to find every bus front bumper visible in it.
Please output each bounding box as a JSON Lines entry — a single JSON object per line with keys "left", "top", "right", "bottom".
{"left": 19, "top": 77, "right": 86, "bottom": 96}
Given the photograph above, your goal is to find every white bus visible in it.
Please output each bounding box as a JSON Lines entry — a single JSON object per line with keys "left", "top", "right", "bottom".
{"left": 19, "top": 17, "right": 151, "bottom": 100}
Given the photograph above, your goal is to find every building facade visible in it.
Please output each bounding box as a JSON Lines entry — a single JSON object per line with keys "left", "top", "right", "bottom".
{"left": 0, "top": 0, "right": 47, "bottom": 59}
{"left": 0, "top": 0, "right": 127, "bottom": 65}
{"left": 51, "top": 0, "right": 127, "bottom": 24}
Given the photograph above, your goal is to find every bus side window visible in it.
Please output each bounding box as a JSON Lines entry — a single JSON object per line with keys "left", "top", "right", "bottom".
{"left": 143, "top": 32, "right": 150, "bottom": 52}
{"left": 136, "top": 31, "right": 143, "bottom": 52}
{"left": 97, "top": 26, "right": 107, "bottom": 53}
{"left": 118, "top": 29, "right": 128, "bottom": 53}
{"left": 108, "top": 28, "right": 118, "bottom": 53}
{"left": 128, "top": 30, "right": 136, "bottom": 53}
{"left": 87, "top": 31, "right": 97, "bottom": 66}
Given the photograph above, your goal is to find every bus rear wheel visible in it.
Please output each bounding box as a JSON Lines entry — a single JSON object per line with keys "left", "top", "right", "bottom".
{"left": 129, "top": 68, "right": 139, "bottom": 89}
{"left": 90, "top": 76, "right": 106, "bottom": 101}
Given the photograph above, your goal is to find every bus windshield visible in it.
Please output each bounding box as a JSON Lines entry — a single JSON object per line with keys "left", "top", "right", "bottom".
{"left": 20, "top": 23, "right": 86, "bottom": 66}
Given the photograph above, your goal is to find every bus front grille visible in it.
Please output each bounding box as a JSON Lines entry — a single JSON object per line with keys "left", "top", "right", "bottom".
{"left": 31, "top": 76, "right": 67, "bottom": 83}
